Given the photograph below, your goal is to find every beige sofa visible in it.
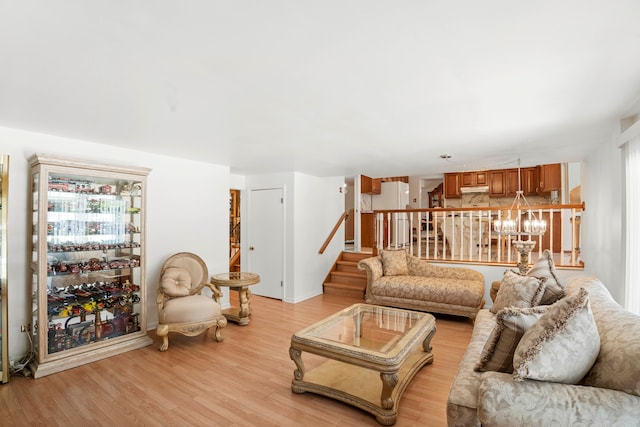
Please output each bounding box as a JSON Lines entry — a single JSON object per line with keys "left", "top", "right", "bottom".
{"left": 447, "top": 276, "right": 640, "bottom": 426}
{"left": 357, "top": 251, "right": 485, "bottom": 320}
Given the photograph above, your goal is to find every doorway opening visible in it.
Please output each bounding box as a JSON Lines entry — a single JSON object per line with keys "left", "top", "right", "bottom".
{"left": 229, "top": 189, "right": 241, "bottom": 272}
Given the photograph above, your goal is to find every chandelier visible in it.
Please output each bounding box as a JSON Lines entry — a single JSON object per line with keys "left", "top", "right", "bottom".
{"left": 492, "top": 159, "right": 547, "bottom": 273}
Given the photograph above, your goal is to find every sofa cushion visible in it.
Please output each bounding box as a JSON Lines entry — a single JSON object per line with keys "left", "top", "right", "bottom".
{"left": 513, "top": 288, "right": 600, "bottom": 384}
{"left": 569, "top": 276, "right": 640, "bottom": 397}
{"left": 158, "top": 294, "right": 221, "bottom": 323}
{"left": 446, "top": 309, "right": 496, "bottom": 425}
{"left": 475, "top": 305, "right": 549, "bottom": 373}
{"left": 380, "top": 249, "right": 408, "bottom": 276}
{"left": 371, "top": 275, "right": 484, "bottom": 308}
{"left": 521, "top": 249, "right": 565, "bottom": 305}
{"left": 490, "top": 270, "right": 546, "bottom": 314}
{"left": 477, "top": 371, "right": 640, "bottom": 426}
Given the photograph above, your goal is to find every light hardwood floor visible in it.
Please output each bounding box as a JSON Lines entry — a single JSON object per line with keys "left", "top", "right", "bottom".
{"left": 1, "top": 293, "right": 473, "bottom": 426}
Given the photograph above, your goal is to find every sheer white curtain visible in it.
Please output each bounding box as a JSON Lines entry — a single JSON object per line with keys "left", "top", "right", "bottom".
{"left": 624, "top": 136, "right": 640, "bottom": 314}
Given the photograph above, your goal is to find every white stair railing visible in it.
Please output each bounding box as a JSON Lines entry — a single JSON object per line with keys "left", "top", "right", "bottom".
{"left": 371, "top": 203, "right": 585, "bottom": 268}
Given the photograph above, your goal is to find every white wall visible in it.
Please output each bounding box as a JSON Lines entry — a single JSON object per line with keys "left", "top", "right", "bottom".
{"left": 293, "top": 173, "right": 345, "bottom": 302}
{"left": 244, "top": 172, "right": 344, "bottom": 303}
{"left": 0, "top": 126, "right": 230, "bottom": 360}
{"left": 581, "top": 137, "right": 624, "bottom": 303}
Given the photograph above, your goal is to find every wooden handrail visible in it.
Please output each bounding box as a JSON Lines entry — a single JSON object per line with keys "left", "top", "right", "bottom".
{"left": 319, "top": 211, "right": 348, "bottom": 254}
{"left": 229, "top": 248, "right": 241, "bottom": 270}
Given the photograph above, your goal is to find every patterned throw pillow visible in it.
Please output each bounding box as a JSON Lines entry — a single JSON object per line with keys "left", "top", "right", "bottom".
{"left": 380, "top": 249, "right": 408, "bottom": 276}
{"left": 160, "top": 267, "right": 192, "bottom": 297}
{"left": 522, "top": 249, "right": 565, "bottom": 305}
{"left": 513, "top": 288, "right": 600, "bottom": 384}
{"left": 475, "top": 305, "right": 550, "bottom": 373}
{"left": 490, "top": 270, "right": 547, "bottom": 314}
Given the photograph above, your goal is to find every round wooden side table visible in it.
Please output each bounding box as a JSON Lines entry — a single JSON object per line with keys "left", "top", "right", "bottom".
{"left": 210, "top": 272, "right": 260, "bottom": 326}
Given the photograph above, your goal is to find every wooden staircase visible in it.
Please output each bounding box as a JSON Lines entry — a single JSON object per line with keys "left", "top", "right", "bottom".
{"left": 229, "top": 242, "right": 240, "bottom": 272}
{"left": 323, "top": 251, "right": 372, "bottom": 298}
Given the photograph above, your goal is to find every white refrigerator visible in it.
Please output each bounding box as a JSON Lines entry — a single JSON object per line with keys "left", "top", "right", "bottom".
{"left": 371, "top": 182, "right": 410, "bottom": 247}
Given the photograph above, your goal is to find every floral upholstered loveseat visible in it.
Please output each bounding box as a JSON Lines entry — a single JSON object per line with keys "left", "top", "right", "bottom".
{"left": 357, "top": 250, "right": 485, "bottom": 320}
{"left": 447, "top": 274, "right": 640, "bottom": 426}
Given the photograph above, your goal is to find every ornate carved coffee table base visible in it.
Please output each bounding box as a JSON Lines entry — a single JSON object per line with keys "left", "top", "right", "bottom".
{"left": 289, "top": 304, "right": 436, "bottom": 425}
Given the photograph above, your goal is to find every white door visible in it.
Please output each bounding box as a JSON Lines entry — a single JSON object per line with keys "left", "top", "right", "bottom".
{"left": 248, "top": 188, "right": 284, "bottom": 300}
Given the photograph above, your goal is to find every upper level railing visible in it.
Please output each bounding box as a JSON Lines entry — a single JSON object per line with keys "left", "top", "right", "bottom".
{"left": 369, "top": 203, "right": 585, "bottom": 269}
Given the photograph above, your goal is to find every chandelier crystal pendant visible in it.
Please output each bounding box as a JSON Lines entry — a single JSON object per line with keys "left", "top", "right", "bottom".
{"left": 492, "top": 159, "right": 547, "bottom": 273}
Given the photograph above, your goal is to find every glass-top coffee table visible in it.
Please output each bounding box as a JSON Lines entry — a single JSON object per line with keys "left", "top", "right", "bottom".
{"left": 289, "top": 304, "right": 436, "bottom": 425}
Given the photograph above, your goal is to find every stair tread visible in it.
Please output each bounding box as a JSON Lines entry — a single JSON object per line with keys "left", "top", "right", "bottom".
{"left": 323, "top": 281, "right": 366, "bottom": 290}
{"left": 331, "top": 270, "right": 365, "bottom": 278}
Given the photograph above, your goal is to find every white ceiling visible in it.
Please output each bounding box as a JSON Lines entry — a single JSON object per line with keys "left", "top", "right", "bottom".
{"left": 2, "top": 1, "right": 640, "bottom": 178}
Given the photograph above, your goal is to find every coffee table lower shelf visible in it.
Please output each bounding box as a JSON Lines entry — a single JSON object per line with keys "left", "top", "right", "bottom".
{"left": 291, "top": 349, "right": 433, "bottom": 425}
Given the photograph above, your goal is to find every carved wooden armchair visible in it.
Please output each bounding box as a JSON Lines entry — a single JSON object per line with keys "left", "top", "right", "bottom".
{"left": 156, "top": 252, "right": 227, "bottom": 351}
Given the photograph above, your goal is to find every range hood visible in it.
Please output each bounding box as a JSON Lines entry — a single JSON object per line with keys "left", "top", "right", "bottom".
{"left": 460, "top": 185, "right": 489, "bottom": 193}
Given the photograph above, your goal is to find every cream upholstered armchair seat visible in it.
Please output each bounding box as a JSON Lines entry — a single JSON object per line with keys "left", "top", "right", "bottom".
{"left": 156, "top": 252, "right": 227, "bottom": 351}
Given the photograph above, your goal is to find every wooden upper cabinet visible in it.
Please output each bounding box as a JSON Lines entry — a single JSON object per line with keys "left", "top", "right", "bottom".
{"left": 521, "top": 167, "right": 539, "bottom": 196}
{"left": 371, "top": 178, "right": 381, "bottom": 194}
{"left": 360, "top": 175, "right": 381, "bottom": 195}
{"left": 537, "top": 163, "right": 561, "bottom": 194}
{"left": 452, "top": 163, "right": 560, "bottom": 198}
{"left": 461, "top": 171, "right": 487, "bottom": 187}
{"left": 444, "top": 173, "right": 461, "bottom": 198}
{"left": 489, "top": 170, "right": 506, "bottom": 197}
{"left": 498, "top": 167, "right": 539, "bottom": 197}
{"left": 476, "top": 171, "right": 487, "bottom": 185}
{"left": 505, "top": 169, "right": 519, "bottom": 196}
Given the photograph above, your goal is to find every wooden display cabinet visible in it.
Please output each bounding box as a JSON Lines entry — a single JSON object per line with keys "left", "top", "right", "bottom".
{"left": 29, "top": 155, "right": 152, "bottom": 378}
{"left": 428, "top": 183, "right": 443, "bottom": 208}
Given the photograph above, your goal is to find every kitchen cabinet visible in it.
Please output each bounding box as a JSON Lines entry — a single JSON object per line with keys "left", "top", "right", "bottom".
{"left": 371, "top": 178, "right": 381, "bottom": 194}
{"left": 361, "top": 175, "right": 381, "bottom": 195}
{"left": 455, "top": 164, "right": 559, "bottom": 198}
{"left": 521, "top": 167, "right": 539, "bottom": 196}
{"left": 0, "top": 155, "right": 8, "bottom": 383}
{"left": 29, "top": 154, "right": 152, "bottom": 378}
{"left": 491, "top": 167, "right": 538, "bottom": 197}
{"left": 361, "top": 212, "right": 375, "bottom": 248}
{"left": 488, "top": 170, "right": 506, "bottom": 197}
{"left": 444, "top": 173, "right": 461, "bottom": 198}
{"left": 461, "top": 171, "right": 487, "bottom": 187}
{"left": 537, "top": 163, "right": 561, "bottom": 194}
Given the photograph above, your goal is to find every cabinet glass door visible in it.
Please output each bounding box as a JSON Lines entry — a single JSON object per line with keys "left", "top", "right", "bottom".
{"left": 44, "top": 173, "right": 143, "bottom": 353}
{"left": 30, "top": 155, "right": 151, "bottom": 378}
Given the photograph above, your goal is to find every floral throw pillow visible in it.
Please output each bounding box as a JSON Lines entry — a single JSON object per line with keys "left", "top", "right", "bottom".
{"left": 475, "top": 305, "right": 550, "bottom": 373}
{"left": 513, "top": 287, "right": 600, "bottom": 384}
{"left": 380, "top": 249, "right": 408, "bottom": 276}
{"left": 490, "top": 270, "right": 547, "bottom": 314}
{"left": 522, "top": 249, "right": 565, "bottom": 305}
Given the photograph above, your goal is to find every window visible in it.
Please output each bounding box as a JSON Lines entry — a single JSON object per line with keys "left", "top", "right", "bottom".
{"left": 624, "top": 136, "right": 640, "bottom": 314}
